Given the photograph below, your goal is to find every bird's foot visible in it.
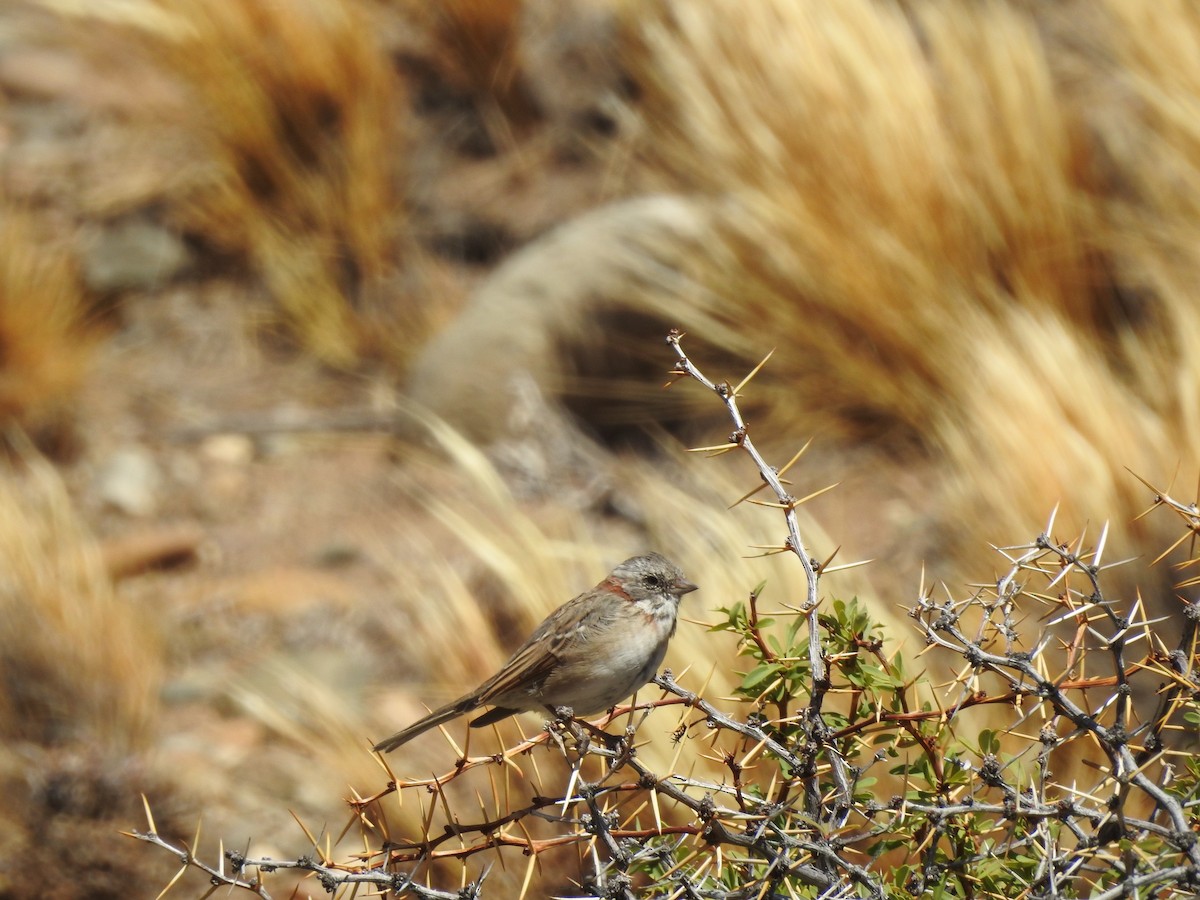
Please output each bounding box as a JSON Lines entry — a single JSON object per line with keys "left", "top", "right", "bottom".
{"left": 545, "top": 706, "right": 588, "bottom": 756}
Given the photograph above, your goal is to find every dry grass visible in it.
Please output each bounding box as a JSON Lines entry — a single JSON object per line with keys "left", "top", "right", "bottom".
{"left": 624, "top": 0, "right": 1088, "bottom": 432}
{"left": 136, "top": 0, "right": 417, "bottom": 367}
{"left": 0, "top": 211, "right": 93, "bottom": 450}
{"left": 0, "top": 447, "right": 174, "bottom": 900}
{"left": 433, "top": 0, "right": 535, "bottom": 128}
{"left": 620, "top": 0, "right": 1200, "bottom": 609}
{"left": 0, "top": 443, "right": 161, "bottom": 748}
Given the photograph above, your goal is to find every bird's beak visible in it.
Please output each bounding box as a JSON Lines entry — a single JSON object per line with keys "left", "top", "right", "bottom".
{"left": 673, "top": 577, "right": 699, "bottom": 596}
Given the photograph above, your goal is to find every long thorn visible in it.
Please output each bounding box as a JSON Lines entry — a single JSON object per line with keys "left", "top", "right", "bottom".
{"left": 733, "top": 348, "right": 776, "bottom": 397}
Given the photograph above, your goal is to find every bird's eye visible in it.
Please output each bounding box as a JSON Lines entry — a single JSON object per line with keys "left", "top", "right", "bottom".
{"left": 645, "top": 573, "right": 664, "bottom": 589}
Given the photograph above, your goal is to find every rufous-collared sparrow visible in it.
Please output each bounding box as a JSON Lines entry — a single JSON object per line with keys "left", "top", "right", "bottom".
{"left": 373, "top": 552, "right": 697, "bottom": 752}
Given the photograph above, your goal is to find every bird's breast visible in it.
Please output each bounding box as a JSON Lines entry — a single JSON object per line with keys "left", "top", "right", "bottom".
{"left": 536, "top": 606, "right": 676, "bottom": 714}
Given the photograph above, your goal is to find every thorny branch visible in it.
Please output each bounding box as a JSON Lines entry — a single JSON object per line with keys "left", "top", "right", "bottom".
{"left": 124, "top": 826, "right": 487, "bottom": 900}
{"left": 128, "top": 337, "right": 1200, "bottom": 899}
{"left": 665, "top": 329, "right": 855, "bottom": 820}
{"left": 908, "top": 501, "right": 1200, "bottom": 894}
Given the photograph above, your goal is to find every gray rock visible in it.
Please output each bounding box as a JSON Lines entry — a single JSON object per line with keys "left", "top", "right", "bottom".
{"left": 82, "top": 216, "right": 191, "bottom": 294}
{"left": 96, "top": 446, "right": 162, "bottom": 517}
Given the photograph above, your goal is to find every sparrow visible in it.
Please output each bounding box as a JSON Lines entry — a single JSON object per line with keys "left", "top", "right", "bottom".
{"left": 373, "top": 552, "right": 697, "bottom": 752}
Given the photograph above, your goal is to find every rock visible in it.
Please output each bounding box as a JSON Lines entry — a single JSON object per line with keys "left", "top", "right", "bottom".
{"left": 81, "top": 215, "right": 191, "bottom": 294}
{"left": 95, "top": 446, "right": 162, "bottom": 517}
{"left": 0, "top": 47, "right": 84, "bottom": 100}
{"left": 200, "top": 433, "right": 256, "bottom": 465}
{"left": 405, "top": 193, "right": 713, "bottom": 445}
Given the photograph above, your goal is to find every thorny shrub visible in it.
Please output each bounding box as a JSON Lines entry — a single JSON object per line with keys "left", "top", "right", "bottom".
{"left": 129, "top": 333, "right": 1200, "bottom": 899}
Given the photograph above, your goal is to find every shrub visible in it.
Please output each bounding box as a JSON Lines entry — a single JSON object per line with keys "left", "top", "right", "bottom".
{"left": 128, "top": 335, "right": 1200, "bottom": 898}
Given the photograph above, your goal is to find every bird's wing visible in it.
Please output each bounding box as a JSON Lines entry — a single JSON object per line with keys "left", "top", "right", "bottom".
{"left": 476, "top": 599, "right": 589, "bottom": 704}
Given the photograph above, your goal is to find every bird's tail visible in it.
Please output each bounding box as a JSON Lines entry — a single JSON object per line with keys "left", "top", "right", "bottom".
{"left": 372, "top": 696, "right": 478, "bottom": 753}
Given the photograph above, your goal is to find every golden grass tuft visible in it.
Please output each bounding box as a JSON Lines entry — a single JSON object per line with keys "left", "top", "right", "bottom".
{"left": 0, "top": 211, "right": 93, "bottom": 448}
{"left": 432, "top": 0, "right": 535, "bottom": 127}
{"left": 0, "top": 440, "right": 176, "bottom": 895}
{"left": 0, "top": 444, "right": 161, "bottom": 749}
{"left": 625, "top": 1, "right": 1088, "bottom": 433}
{"left": 143, "top": 0, "right": 413, "bottom": 367}
{"left": 620, "top": 0, "right": 1200, "bottom": 605}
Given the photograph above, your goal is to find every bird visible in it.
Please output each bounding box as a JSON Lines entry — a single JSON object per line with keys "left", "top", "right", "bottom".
{"left": 373, "top": 552, "right": 698, "bottom": 752}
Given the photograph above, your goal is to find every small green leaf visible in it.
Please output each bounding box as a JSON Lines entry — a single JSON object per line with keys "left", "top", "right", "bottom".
{"left": 978, "top": 729, "right": 1000, "bottom": 755}
{"left": 741, "top": 661, "right": 781, "bottom": 691}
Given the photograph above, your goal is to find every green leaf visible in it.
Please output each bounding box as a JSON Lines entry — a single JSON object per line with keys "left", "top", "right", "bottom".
{"left": 978, "top": 729, "right": 1000, "bottom": 755}
{"left": 741, "top": 661, "right": 782, "bottom": 691}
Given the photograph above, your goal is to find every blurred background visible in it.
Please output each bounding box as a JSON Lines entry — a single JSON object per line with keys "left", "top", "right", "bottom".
{"left": 0, "top": 0, "right": 1197, "bottom": 896}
